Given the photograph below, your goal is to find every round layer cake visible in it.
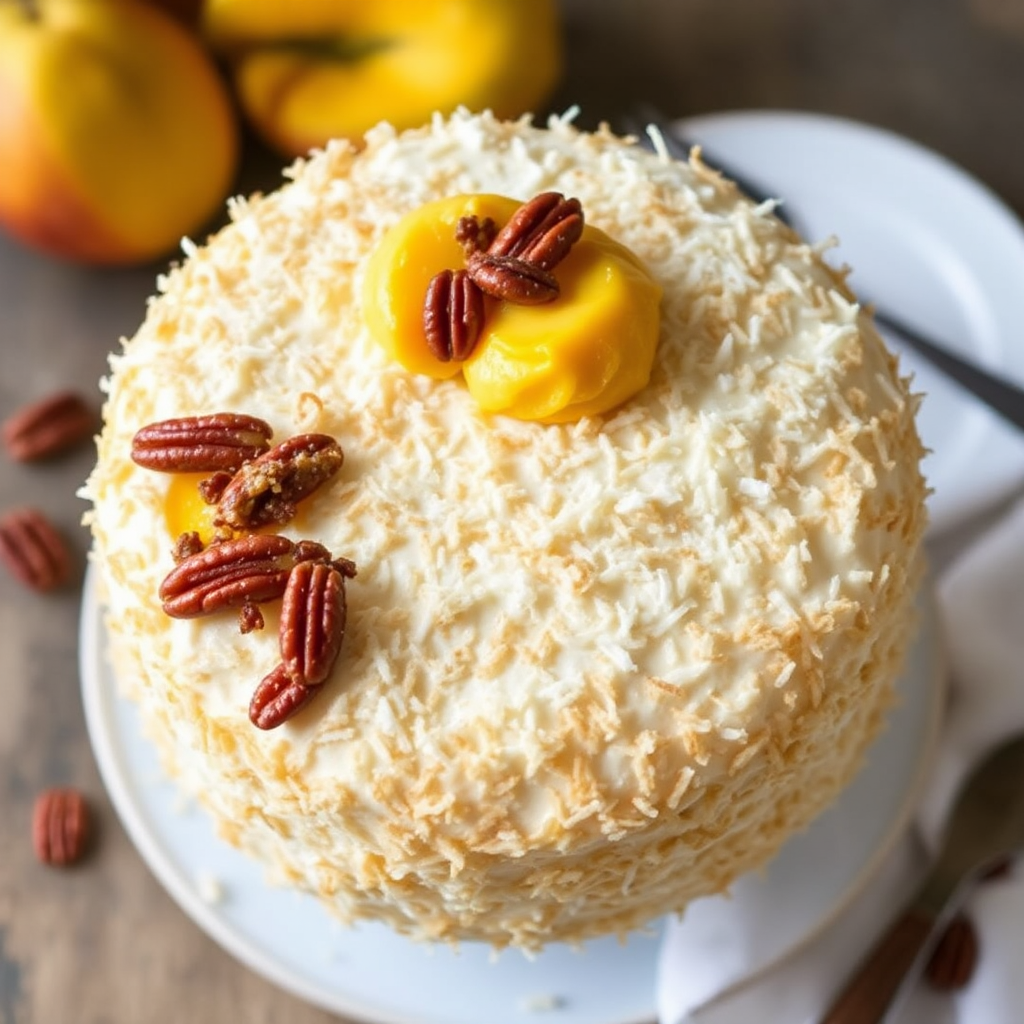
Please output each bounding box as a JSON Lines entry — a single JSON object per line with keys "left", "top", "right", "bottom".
{"left": 84, "top": 109, "right": 927, "bottom": 948}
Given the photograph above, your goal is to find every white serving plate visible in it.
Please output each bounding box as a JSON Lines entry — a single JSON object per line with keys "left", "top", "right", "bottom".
{"left": 80, "top": 568, "right": 943, "bottom": 1024}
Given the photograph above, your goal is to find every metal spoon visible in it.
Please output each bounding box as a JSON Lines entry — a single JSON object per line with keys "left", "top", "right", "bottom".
{"left": 623, "top": 111, "right": 1024, "bottom": 433}
{"left": 819, "top": 733, "right": 1024, "bottom": 1023}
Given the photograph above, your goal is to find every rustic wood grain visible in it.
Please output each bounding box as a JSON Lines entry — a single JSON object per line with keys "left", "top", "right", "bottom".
{"left": 971, "top": 0, "right": 1024, "bottom": 39}
{"left": 1, "top": 1, "right": 1022, "bottom": 1021}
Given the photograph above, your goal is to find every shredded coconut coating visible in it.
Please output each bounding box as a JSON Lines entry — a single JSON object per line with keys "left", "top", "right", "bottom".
{"left": 84, "top": 109, "right": 928, "bottom": 949}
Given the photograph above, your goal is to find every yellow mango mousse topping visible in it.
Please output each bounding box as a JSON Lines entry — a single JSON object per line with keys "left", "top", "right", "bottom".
{"left": 165, "top": 471, "right": 217, "bottom": 542}
{"left": 362, "top": 193, "right": 662, "bottom": 423}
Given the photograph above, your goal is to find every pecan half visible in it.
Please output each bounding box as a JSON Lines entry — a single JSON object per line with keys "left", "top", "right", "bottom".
{"left": 455, "top": 214, "right": 497, "bottom": 257}
{"left": 33, "top": 788, "right": 90, "bottom": 866}
{"left": 249, "top": 662, "right": 320, "bottom": 730}
{"left": 466, "top": 252, "right": 560, "bottom": 305}
{"left": 214, "top": 433, "right": 344, "bottom": 532}
{"left": 2, "top": 390, "right": 96, "bottom": 462}
{"left": 159, "top": 534, "right": 297, "bottom": 618}
{"left": 0, "top": 507, "right": 72, "bottom": 591}
{"left": 924, "top": 912, "right": 979, "bottom": 991}
{"left": 280, "top": 560, "right": 347, "bottom": 687}
{"left": 131, "top": 413, "right": 273, "bottom": 472}
{"left": 487, "top": 192, "right": 584, "bottom": 271}
{"left": 424, "top": 268, "right": 486, "bottom": 362}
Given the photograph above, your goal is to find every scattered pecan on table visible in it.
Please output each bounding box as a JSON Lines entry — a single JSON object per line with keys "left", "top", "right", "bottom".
{"left": 2, "top": 390, "right": 96, "bottom": 462}
{"left": 924, "top": 912, "right": 979, "bottom": 991}
{"left": 0, "top": 506, "right": 73, "bottom": 591}
{"left": 922, "top": 860, "right": 1016, "bottom": 991}
{"left": 32, "top": 788, "right": 90, "bottom": 866}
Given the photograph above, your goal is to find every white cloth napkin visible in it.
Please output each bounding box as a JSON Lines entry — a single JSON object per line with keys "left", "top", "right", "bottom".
{"left": 657, "top": 493, "right": 1024, "bottom": 1024}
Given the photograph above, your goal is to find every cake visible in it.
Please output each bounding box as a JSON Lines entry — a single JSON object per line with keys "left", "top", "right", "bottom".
{"left": 83, "top": 109, "right": 928, "bottom": 949}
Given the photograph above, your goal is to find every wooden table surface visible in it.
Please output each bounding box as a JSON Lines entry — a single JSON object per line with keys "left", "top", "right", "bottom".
{"left": 2, "top": 1, "right": 1023, "bottom": 1021}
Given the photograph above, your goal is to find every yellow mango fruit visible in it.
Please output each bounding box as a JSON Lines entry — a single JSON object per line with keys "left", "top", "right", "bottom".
{"left": 202, "top": 0, "right": 562, "bottom": 157}
{"left": 0, "top": 0, "right": 238, "bottom": 265}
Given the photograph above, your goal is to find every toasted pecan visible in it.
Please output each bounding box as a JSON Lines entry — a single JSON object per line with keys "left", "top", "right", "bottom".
{"left": 131, "top": 413, "right": 272, "bottom": 473}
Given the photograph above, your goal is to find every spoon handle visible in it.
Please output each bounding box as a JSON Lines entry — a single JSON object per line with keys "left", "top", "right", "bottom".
{"left": 871, "top": 306, "right": 1024, "bottom": 433}
{"left": 818, "top": 906, "right": 937, "bottom": 1024}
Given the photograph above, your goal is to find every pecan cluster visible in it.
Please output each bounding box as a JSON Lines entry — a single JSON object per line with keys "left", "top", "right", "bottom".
{"left": 131, "top": 412, "right": 356, "bottom": 729}
{"left": 423, "top": 192, "right": 584, "bottom": 363}
{"left": 130, "top": 413, "right": 344, "bottom": 538}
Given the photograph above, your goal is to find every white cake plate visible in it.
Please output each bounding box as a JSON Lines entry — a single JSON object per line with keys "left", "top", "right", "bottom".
{"left": 80, "top": 567, "right": 944, "bottom": 1024}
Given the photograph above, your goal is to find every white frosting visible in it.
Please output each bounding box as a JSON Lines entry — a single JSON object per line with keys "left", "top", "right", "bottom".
{"left": 84, "top": 109, "right": 928, "bottom": 948}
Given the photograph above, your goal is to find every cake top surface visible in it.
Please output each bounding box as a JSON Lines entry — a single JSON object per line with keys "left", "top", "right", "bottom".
{"left": 86, "top": 109, "right": 926, "bottom": 870}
